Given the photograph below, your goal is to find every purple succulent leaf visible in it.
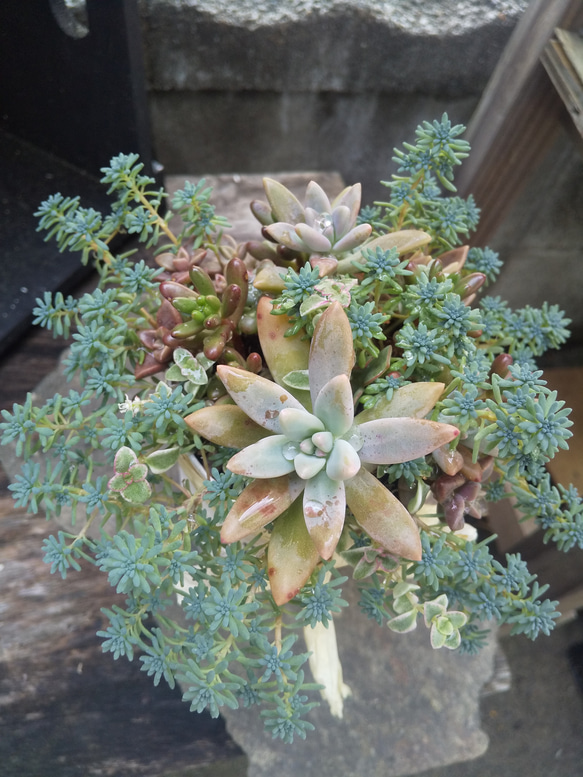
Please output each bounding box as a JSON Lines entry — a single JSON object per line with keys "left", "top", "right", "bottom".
{"left": 331, "top": 183, "right": 361, "bottom": 223}
{"left": 444, "top": 494, "right": 466, "bottom": 532}
{"left": 304, "top": 181, "right": 331, "bottom": 214}
{"left": 332, "top": 205, "right": 352, "bottom": 240}
{"left": 217, "top": 364, "right": 304, "bottom": 433}
{"left": 264, "top": 222, "right": 306, "bottom": 251}
{"left": 332, "top": 223, "right": 372, "bottom": 253}
{"left": 357, "top": 417, "right": 459, "bottom": 465}
{"left": 295, "top": 223, "right": 332, "bottom": 253}
{"left": 227, "top": 435, "right": 296, "bottom": 478}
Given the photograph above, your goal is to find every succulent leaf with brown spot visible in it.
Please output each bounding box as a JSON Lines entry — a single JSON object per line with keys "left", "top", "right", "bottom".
{"left": 186, "top": 302, "right": 459, "bottom": 605}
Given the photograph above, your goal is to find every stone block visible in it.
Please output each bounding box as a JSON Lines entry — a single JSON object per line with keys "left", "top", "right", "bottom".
{"left": 137, "top": 0, "right": 529, "bottom": 200}
{"left": 222, "top": 579, "right": 498, "bottom": 777}
{"left": 141, "top": 0, "right": 528, "bottom": 96}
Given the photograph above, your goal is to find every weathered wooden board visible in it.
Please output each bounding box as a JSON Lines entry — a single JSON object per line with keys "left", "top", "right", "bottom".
{"left": 0, "top": 488, "right": 247, "bottom": 777}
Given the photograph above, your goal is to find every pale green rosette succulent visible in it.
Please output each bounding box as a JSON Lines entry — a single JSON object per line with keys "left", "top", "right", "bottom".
{"left": 186, "top": 300, "right": 459, "bottom": 605}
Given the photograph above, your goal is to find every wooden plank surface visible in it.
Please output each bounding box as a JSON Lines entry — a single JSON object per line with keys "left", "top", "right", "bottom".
{"left": 456, "top": 0, "right": 583, "bottom": 244}
{"left": 0, "top": 479, "right": 247, "bottom": 777}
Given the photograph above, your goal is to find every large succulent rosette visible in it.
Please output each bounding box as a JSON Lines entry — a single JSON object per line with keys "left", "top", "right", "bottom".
{"left": 186, "top": 299, "right": 459, "bottom": 605}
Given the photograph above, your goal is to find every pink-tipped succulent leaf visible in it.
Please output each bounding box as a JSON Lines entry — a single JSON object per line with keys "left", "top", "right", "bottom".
{"left": 185, "top": 301, "right": 460, "bottom": 604}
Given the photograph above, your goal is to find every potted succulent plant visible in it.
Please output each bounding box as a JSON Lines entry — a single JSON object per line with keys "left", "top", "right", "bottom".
{"left": 2, "top": 115, "right": 579, "bottom": 741}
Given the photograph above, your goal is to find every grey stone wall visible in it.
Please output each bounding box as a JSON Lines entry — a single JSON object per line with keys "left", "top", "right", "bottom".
{"left": 138, "top": 0, "right": 530, "bottom": 202}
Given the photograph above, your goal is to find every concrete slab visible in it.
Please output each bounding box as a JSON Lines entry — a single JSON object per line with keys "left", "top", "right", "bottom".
{"left": 141, "top": 0, "right": 529, "bottom": 95}
{"left": 222, "top": 579, "right": 497, "bottom": 777}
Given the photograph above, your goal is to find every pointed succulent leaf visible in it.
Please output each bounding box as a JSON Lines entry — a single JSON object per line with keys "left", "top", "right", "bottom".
{"left": 332, "top": 183, "right": 361, "bottom": 223}
{"left": 264, "top": 222, "right": 306, "bottom": 251}
{"left": 221, "top": 475, "right": 304, "bottom": 543}
{"left": 281, "top": 369, "right": 311, "bottom": 391}
{"left": 332, "top": 205, "right": 352, "bottom": 239}
{"left": 267, "top": 496, "right": 320, "bottom": 606}
{"left": 336, "top": 229, "right": 432, "bottom": 273}
{"left": 263, "top": 177, "right": 305, "bottom": 223}
{"left": 304, "top": 180, "right": 331, "bottom": 214}
{"left": 326, "top": 439, "right": 361, "bottom": 481}
{"left": 295, "top": 223, "right": 332, "bottom": 253}
{"left": 303, "top": 470, "right": 346, "bottom": 560}
{"left": 227, "top": 436, "right": 295, "bottom": 478}
{"left": 159, "top": 280, "right": 198, "bottom": 300}
{"left": 304, "top": 618, "right": 352, "bottom": 719}
{"left": 256, "top": 296, "right": 311, "bottom": 405}
{"left": 356, "top": 382, "right": 445, "bottom": 424}
{"left": 250, "top": 199, "right": 274, "bottom": 226}
{"left": 309, "top": 302, "right": 355, "bottom": 406}
{"left": 365, "top": 229, "right": 431, "bottom": 255}
{"left": 310, "top": 255, "right": 338, "bottom": 277}
{"left": 345, "top": 467, "right": 421, "bottom": 560}
{"left": 279, "top": 407, "right": 325, "bottom": 441}
{"left": 303, "top": 206, "right": 320, "bottom": 229}
{"left": 358, "top": 417, "right": 459, "bottom": 465}
{"left": 439, "top": 245, "right": 468, "bottom": 274}
{"left": 351, "top": 346, "right": 392, "bottom": 393}
{"left": 217, "top": 364, "right": 304, "bottom": 433}
{"left": 185, "top": 404, "right": 267, "bottom": 448}
{"left": 314, "top": 374, "right": 354, "bottom": 437}
{"left": 332, "top": 223, "right": 372, "bottom": 253}
{"left": 144, "top": 446, "right": 181, "bottom": 474}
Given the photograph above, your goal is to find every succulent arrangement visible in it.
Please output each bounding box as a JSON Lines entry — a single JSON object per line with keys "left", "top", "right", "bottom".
{"left": 3, "top": 115, "right": 581, "bottom": 742}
